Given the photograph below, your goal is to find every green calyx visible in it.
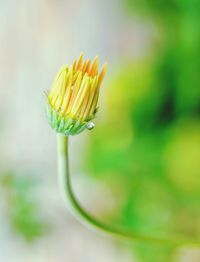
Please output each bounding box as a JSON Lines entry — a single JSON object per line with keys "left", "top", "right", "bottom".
{"left": 46, "top": 103, "right": 95, "bottom": 136}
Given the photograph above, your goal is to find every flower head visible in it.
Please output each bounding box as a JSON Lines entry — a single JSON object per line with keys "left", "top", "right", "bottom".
{"left": 46, "top": 53, "right": 107, "bottom": 136}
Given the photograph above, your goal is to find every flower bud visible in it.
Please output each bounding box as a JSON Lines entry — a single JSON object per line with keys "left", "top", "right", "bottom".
{"left": 46, "top": 54, "right": 107, "bottom": 136}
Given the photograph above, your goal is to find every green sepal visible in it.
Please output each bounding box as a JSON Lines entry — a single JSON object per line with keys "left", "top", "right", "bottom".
{"left": 45, "top": 102, "right": 91, "bottom": 136}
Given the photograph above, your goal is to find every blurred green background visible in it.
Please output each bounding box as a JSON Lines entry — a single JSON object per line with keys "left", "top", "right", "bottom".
{"left": 0, "top": 0, "right": 199, "bottom": 261}
{"left": 85, "top": 0, "right": 200, "bottom": 261}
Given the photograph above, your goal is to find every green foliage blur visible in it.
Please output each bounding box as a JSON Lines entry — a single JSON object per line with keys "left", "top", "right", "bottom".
{"left": 0, "top": 172, "right": 48, "bottom": 241}
{"left": 85, "top": 1, "right": 200, "bottom": 261}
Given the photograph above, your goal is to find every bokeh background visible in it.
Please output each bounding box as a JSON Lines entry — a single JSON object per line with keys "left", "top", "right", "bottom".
{"left": 0, "top": 0, "right": 200, "bottom": 261}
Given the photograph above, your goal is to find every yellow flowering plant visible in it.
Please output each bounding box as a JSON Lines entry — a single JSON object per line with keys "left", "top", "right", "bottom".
{"left": 45, "top": 54, "right": 200, "bottom": 246}
{"left": 46, "top": 54, "right": 107, "bottom": 136}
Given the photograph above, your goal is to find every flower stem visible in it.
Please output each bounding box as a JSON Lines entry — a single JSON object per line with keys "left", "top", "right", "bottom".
{"left": 57, "top": 133, "right": 200, "bottom": 246}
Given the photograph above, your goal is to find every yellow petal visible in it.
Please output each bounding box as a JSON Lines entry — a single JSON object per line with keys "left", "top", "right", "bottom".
{"left": 71, "top": 75, "right": 91, "bottom": 115}
{"left": 89, "top": 88, "right": 99, "bottom": 116}
{"left": 48, "top": 65, "right": 67, "bottom": 101}
{"left": 76, "top": 52, "right": 84, "bottom": 71}
{"left": 85, "top": 60, "right": 91, "bottom": 74}
{"left": 81, "top": 76, "right": 99, "bottom": 119}
{"left": 90, "top": 56, "right": 99, "bottom": 77}
{"left": 99, "top": 63, "right": 107, "bottom": 84}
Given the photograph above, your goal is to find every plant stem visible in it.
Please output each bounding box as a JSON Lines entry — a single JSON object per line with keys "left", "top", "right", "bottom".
{"left": 57, "top": 133, "right": 200, "bottom": 246}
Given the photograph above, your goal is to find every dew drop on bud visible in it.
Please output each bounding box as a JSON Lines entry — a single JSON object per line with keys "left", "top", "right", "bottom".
{"left": 86, "top": 122, "right": 95, "bottom": 130}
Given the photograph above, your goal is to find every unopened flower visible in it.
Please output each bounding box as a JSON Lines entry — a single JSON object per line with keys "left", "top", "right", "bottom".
{"left": 46, "top": 54, "right": 107, "bottom": 136}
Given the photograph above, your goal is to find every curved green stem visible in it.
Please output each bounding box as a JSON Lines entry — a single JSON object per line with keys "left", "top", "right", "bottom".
{"left": 57, "top": 133, "right": 200, "bottom": 246}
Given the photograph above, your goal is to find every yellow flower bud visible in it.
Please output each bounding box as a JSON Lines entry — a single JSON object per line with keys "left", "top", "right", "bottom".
{"left": 46, "top": 53, "right": 107, "bottom": 135}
